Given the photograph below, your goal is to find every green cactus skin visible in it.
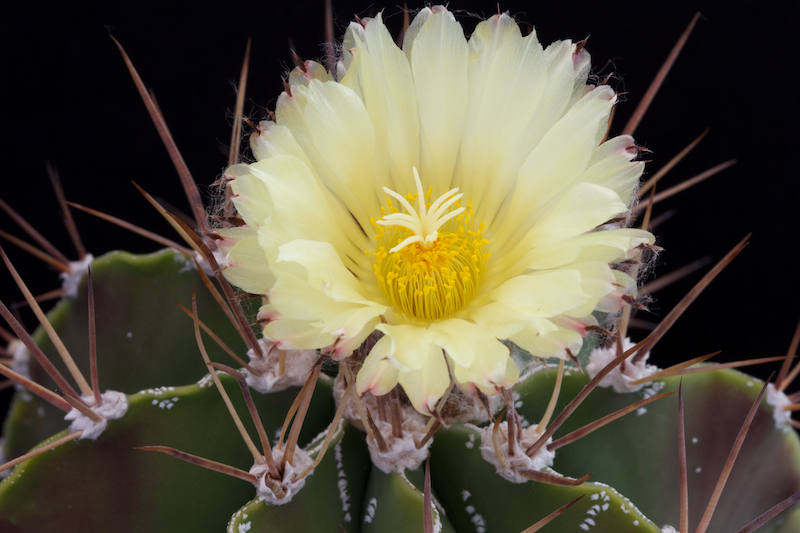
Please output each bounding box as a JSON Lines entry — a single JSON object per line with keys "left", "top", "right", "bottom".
{"left": 226, "top": 422, "right": 371, "bottom": 533}
{"left": 429, "top": 424, "right": 661, "bottom": 532}
{"left": 3, "top": 249, "right": 799, "bottom": 532}
{"left": 0, "top": 371, "right": 335, "bottom": 531}
{"left": 513, "top": 366, "right": 800, "bottom": 532}
{"left": 2, "top": 249, "right": 251, "bottom": 459}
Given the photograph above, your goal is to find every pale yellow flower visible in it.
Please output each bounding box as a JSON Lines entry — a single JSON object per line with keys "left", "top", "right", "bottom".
{"left": 216, "top": 7, "right": 654, "bottom": 414}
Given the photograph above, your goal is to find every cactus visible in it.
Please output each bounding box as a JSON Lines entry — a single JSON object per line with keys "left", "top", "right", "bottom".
{"left": 1, "top": 4, "right": 799, "bottom": 533}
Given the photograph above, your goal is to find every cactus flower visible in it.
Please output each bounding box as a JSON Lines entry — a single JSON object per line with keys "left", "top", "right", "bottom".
{"left": 217, "top": 7, "right": 654, "bottom": 414}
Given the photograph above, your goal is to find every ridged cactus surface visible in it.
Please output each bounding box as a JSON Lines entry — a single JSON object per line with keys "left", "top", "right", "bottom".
{"left": 2, "top": 249, "right": 799, "bottom": 531}
{"left": 2, "top": 250, "right": 253, "bottom": 459}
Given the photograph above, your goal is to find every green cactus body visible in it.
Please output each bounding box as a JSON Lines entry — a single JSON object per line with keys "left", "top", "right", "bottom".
{"left": 1, "top": 248, "right": 799, "bottom": 531}
{"left": 2, "top": 249, "right": 251, "bottom": 458}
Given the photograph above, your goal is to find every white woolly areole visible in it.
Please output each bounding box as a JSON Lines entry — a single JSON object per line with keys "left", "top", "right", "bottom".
{"left": 661, "top": 526, "right": 678, "bottom": 533}
{"left": 368, "top": 414, "right": 431, "bottom": 474}
{"left": 64, "top": 390, "right": 128, "bottom": 440}
{"left": 333, "top": 376, "right": 432, "bottom": 473}
{"left": 192, "top": 249, "right": 227, "bottom": 276}
{"left": 251, "top": 446, "right": 313, "bottom": 505}
{"left": 11, "top": 340, "right": 31, "bottom": 386}
{"left": 59, "top": 254, "right": 94, "bottom": 298}
{"left": 478, "top": 422, "right": 555, "bottom": 484}
{"left": 244, "top": 338, "right": 318, "bottom": 394}
{"left": 587, "top": 337, "right": 658, "bottom": 393}
{"left": 767, "top": 383, "right": 792, "bottom": 429}
{"left": 335, "top": 375, "right": 501, "bottom": 436}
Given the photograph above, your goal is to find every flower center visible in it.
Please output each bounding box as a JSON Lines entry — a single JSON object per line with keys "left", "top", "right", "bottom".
{"left": 368, "top": 168, "right": 490, "bottom": 320}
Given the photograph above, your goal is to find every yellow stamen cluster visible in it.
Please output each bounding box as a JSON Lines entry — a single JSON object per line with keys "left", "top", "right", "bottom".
{"left": 367, "top": 168, "right": 490, "bottom": 320}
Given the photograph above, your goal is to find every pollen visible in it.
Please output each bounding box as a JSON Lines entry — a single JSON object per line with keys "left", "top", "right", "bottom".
{"left": 371, "top": 167, "right": 489, "bottom": 320}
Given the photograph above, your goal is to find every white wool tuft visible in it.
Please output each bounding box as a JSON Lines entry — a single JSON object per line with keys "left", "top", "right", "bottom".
{"left": 244, "top": 338, "right": 318, "bottom": 393}
{"left": 65, "top": 390, "right": 128, "bottom": 440}
{"left": 586, "top": 337, "right": 658, "bottom": 393}
{"left": 478, "top": 422, "right": 556, "bottom": 483}
{"left": 191, "top": 249, "right": 227, "bottom": 276}
{"left": 11, "top": 340, "right": 31, "bottom": 385}
{"left": 59, "top": 254, "right": 94, "bottom": 298}
{"left": 367, "top": 412, "right": 431, "bottom": 474}
{"left": 767, "top": 383, "right": 792, "bottom": 429}
{"left": 251, "top": 446, "right": 313, "bottom": 505}
{"left": 333, "top": 377, "right": 432, "bottom": 473}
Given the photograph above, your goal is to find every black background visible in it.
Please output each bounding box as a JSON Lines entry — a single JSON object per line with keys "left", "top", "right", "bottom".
{"left": 1, "top": 1, "right": 797, "bottom": 420}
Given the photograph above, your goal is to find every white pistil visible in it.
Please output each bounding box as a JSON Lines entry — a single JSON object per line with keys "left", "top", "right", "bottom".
{"left": 378, "top": 167, "right": 465, "bottom": 253}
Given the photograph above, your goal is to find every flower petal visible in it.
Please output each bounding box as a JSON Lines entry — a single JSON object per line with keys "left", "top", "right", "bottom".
{"left": 330, "top": 318, "right": 381, "bottom": 360}
{"left": 426, "top": 318, "right": 504, "bottom": 369}
{"left": 216, "top": 227, "right": 275, "bottom": 295}
{"left": 250, "top": 122, "right": 311, "bottom": 166}
{"left": 451, "top": 347, "right": 519, "bottom": 396}
{"left": 491, "top": 85, "right": 618, "bottom": 250}
{"left": 582, "top": 134, "right": 643, "bottom": 205}
{"left": 489, "top": 269, "right": 589, "bottom": 318}
{"left": 287, "top": 59, "right": 334, "bottom": 88}
{"left": 374, "top": 323, "right": 430, "bottom": 372}
{"left": 357, "top": 14, "right": 420, "bottom": 194}
{"left": 595, "top": 269, "right": 638, "bottom": 313}
{"left": 408, "top": 9, "right": 468, "bottom": 195}
{"left": 453, "top": 14, "right": 536, "bottom": 217}
{"left": 504, "top": 228, "right": 653, "bottom": 273}
{"left": 357, "top": 335, "right": 400, "bottom": 396}
{"left": 277, "top": 240, "right": 379, "bottom": 305}
{"left": 244, "top": 155, "right": 369, "bottom": 273}
{"left": 286, "top": 79, "right": 380, "bottom": 233}
{"left": 227, "top": 163, "right": 273, "bottom": 228}
{"left": 263, "top": 316, "right": 332, "bottom": 351}
{"left": 513, "top": 182, "right": 627, "bottom": 251}
{"left": 398, "top": 346, "right": 450, "bottom": 414}
{"left": 457, "top": 22, "right": 592, "bottom": 224}
{"left": 467, "top": 301, "right": 560, "bottom": 340}
{"left": 540, "top": 262, "right": 618, "bottom": 320}
{"left": 320, "top": 307, "right": 382, "bottom": 338}
{"left": 268, "top": 274, "right": 349, "bottom": 322}
{"left": 509, "top": 325, "right": 584, "bottom": 361}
